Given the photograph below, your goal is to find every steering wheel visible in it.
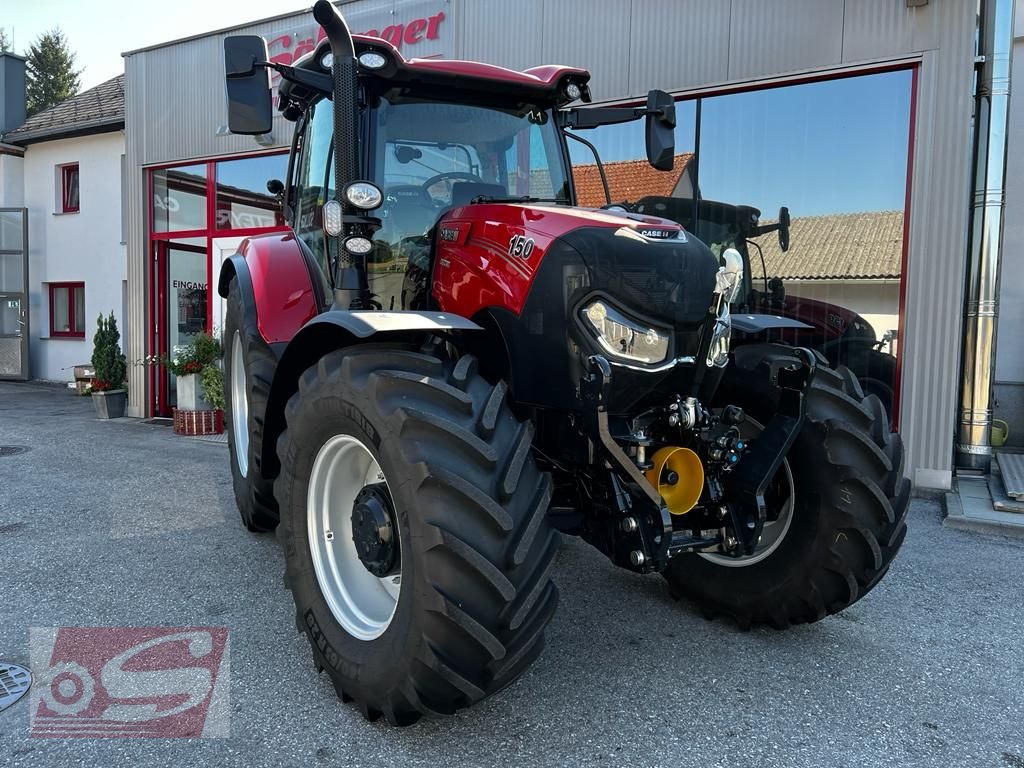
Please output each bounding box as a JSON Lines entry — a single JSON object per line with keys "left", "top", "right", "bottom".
{"left": 419, "top": 171, "right": 487, "bottom": 204}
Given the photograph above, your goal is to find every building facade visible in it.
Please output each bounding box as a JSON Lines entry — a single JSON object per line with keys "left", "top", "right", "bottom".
{"left": 0, "top": 66, "right": 126, "bottom": 384}
{"left": 119, "top": 0, "right": 982, "bottom": 492}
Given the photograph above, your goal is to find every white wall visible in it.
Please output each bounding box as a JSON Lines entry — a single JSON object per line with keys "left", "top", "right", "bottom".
{"left": 783, "top": 280, "right": 902, "bottom": 347}
{"left": 0, "top": 153, "right": 24, "bottom": 206}
{"left": 22, "top": 131, "right": 126, "bottom": 382}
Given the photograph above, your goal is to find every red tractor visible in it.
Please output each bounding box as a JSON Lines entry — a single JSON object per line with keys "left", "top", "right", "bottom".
{"left": 220, "top": 1, "right": 908, "bottom": 726}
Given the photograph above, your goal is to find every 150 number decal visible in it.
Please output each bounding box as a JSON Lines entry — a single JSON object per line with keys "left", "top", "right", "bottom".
{"left": 508, "top": 235, "right": 535, "bottom": 259}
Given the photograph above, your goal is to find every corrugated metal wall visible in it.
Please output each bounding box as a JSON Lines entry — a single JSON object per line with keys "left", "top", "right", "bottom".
{"left": 124, "top": 0, "right": 977, "bottom": 490}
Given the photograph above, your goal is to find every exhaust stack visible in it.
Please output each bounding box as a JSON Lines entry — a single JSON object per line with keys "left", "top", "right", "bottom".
{"left": 313, "top": 0, "right": 369, "bottom": 310}
{"left": 957, "top": 0, "right": 1015, "bottom": 471}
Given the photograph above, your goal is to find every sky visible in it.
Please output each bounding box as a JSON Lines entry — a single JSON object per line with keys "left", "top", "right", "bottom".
{"left": 571, "top": 69, "right": 913, "bottom": 218}
{"left": 1, "top": 0, "right": 312, "bottom": 89}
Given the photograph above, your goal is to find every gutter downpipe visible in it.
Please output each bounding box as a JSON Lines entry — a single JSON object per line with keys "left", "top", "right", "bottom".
{"left": 957, "top": 0, "right": 1014, "bottom": 472}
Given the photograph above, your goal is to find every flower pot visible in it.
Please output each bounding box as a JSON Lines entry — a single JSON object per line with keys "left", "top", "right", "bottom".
{"left": 176, "top": 373, "right": 211, "bottom": 411}
{"left": 92, "top": 389, "right": 127, "bottom": 419}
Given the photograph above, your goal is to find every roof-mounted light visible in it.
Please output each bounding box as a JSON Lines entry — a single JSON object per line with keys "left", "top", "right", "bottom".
{"left": 565, "top": 83, "right": 582, "bottom": 101}
{"left": 358, "top": 51, "right": 387, "bottom": 70}
{"left": 320, "top": 51, "right": 334, "bottom": 70}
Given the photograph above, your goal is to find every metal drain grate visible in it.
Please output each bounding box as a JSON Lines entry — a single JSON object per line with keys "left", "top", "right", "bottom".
{"left": 0, "top": 446, "right": 29, "bottom": 458}
{"left": 0, "top": 663, "right": 31, "bottom": 713}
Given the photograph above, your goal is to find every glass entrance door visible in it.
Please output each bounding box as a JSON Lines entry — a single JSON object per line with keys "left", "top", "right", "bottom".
{"left": 0, "top": 209, "right": 29, "bottom": 381}
{"left": 154, "top": 238, "right": 208, "bottom": 414}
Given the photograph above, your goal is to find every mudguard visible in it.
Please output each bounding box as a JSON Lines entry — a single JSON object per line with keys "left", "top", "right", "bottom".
{"left": 259, "top": 310, "right": 482, "bottom": 480}
{"left": 217, "top": 232, "right": 323, "bottom": 346}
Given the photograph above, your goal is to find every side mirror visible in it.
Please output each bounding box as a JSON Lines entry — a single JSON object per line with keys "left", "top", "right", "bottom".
{"left": 778, "top": 206, "right": 791, "bottom": 252}
{"left": 224, "top": 36, "right": 273, "bottom": 135}
{"left": 645, "top": 90, "right": 676, "bottom": 171}
{"left": 266, "top": 179, "right": 284, "bottom": 195}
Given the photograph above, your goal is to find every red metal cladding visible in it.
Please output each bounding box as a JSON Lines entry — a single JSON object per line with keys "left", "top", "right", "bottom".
{"left": 432, "top": 204, "right": 683, "bottom": 318}
{"left": 238, "top": 232, "right": 319, "bottom": 343}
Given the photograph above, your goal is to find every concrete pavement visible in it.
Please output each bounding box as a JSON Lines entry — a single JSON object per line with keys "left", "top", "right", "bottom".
{"left": 1, "top": 381, "right": 1022, "bottom": 767}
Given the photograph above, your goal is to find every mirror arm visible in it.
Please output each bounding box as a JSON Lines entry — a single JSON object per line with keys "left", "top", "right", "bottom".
{"left": 563, "top": 130, "right": 611, "bottom": 205}
{"left": 256, "top": 61, "right": 333, "bottom": 96}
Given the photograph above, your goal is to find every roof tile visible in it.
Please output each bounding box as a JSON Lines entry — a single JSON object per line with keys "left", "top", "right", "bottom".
{"left": 3, "top": 74, "right": 124, "bottom": 144}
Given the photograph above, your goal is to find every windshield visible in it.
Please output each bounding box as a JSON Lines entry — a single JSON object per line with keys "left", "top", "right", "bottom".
{"left": 362, "top": 95, "right": 570, "bottom": 310}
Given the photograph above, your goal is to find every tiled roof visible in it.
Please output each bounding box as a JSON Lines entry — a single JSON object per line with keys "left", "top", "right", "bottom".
{"left": 3, "top": 74, "right": 124, "bottom": 145}
{"left": 573, "top": 153, "right": 694, "bottom": 207}
{"left": 759, "top": 209, "right": 904, "bottom": 280}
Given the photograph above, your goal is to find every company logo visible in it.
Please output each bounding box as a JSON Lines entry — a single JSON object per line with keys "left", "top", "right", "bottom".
{"left": 638, "top": 228, "right": 679, "bottom": 240}
{"left": 30, "top": 627, "right": 229, "bottom": 738}
{"left": 267, "top": 10, "right": 447, "bottom": 72}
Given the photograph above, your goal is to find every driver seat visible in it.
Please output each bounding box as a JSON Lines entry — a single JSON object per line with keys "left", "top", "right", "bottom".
{"left": 450, "top": 181, "right": 507, "bottom": 208}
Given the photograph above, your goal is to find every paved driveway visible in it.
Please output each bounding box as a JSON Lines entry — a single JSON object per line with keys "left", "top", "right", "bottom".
{"left": 1, "top": 381, "right": 1022, "bottom": 767}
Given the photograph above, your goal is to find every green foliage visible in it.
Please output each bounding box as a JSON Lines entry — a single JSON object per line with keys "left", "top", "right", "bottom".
{"left": 158, "top": 331, "right": 222, "bottom": 376}
{"left": 0, "top": 28, "right": 11, "bottom": 54}
{"left": 26, "top": 27, "right": 81, "bottom": 117}
{"left": 91, "top": 313, "right": 126, "bottom": 390}
{"left": 200, "top": 364, "right": 225, "bottom": 410}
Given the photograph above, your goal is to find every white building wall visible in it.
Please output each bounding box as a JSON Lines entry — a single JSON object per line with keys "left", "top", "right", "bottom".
{"left": 22, "top": 131, "right": 126, "bottom": 381}
{"left": 783, "top": 281, "right": 901, "bottom": 348}
{"left": 993, "top": 13, "right": 1024, "bottom": 445}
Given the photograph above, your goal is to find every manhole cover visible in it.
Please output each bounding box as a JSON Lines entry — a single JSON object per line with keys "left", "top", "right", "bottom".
{"left": 0, "top": 446, "right": 29, "bottom": 457}
{"left": 0, "top": 663, "right": 31, "bottom": 713}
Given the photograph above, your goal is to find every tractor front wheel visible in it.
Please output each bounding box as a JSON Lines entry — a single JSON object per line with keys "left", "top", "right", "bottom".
{"left": 665, "top": 344, "right": 910, "bottom": 629}
{"left": 223, "top": 277, "right": 279, "bottom": 532}
{"left": 275, "top": 348, "right": 559, "bottom": 725}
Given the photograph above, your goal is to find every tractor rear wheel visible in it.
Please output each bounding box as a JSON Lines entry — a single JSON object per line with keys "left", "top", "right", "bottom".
{"left": 274, "top": 347, "right": 559, "bottom": 725}
{"left": 223, "top": 277, "right": 279, "bottom": 532}
{"left": 665, "top": 344, "right": 909, "bottom": 629}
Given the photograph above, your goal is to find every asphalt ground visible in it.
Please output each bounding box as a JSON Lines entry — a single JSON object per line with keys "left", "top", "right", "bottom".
{"left": 0, "top": 380, "right": 1022, "bottom": 767}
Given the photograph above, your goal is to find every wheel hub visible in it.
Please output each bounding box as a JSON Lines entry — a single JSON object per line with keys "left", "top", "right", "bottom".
{"left": 351, "top": 483, "right": 398, "bottom": 577}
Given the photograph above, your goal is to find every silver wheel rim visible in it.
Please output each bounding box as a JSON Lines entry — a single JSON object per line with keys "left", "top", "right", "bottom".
{"left": 230, "top": 331, "right": 249, "bottom": 478}
{"left": 307, "top": 435, "right": 401, "bottom": 640}
{"left": 699, "top": 416, "right": 796, "bottom": 567}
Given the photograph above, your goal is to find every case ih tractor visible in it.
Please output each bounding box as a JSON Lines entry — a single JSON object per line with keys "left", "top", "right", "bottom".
{"left": 627, "top": 195, "right": 900, "bottom": 419}
{"left": 220, "top": 1, "right": 909, "bottom": 726}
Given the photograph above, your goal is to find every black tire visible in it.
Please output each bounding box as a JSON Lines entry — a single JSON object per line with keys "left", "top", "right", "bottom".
{"left": 223, "top": 277, "right": 279, "bottom": 532}
{"left": 275, "top": 348, "right": 559, "bottom": 725}
{"left": 665, "top": 344, "right": 910, "bottom": 629}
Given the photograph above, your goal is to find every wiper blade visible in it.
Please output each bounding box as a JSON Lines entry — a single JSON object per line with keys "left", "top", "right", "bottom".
{"left": 470, "top": 195, "right": 569, "bottom": 205}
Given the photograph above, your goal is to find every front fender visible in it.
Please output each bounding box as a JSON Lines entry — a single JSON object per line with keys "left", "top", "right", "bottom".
{"left": 260, "top": 310, "right": 482, "bottom": 480}
{"left": 216, "top": 232, "right": 321, "bottom": 345}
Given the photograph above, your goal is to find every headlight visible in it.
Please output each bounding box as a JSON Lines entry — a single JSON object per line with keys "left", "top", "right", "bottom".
{"left": 344, "top": 181, "right": 383, "bottom": 210}
{"left": 581, "top": 300, "right": 670, "bottom": 365}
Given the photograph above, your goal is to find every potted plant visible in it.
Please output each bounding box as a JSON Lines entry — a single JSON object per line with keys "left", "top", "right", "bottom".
{"left": 156, "top": 331, "right": 225, "bottom": 435}
{"left": 90, "top": 312, "right": 128, "bottom": 419}
{"left": 161, "top": 332, "right": 222, "bottom": 411}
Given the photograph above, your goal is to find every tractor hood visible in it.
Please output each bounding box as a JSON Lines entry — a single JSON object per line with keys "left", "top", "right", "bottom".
{"left": 434, "top": 202, "right": 719, "bottom": 326}
{"left": 432, "top": 202, "right": 721, "bottom": 412}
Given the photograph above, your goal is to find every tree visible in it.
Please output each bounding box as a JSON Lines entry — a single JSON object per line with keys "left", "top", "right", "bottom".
{"left": 0, "top": 28, "right": 11, "bottom": 54}
{"left": 25, "top": 27, "right": 81, "bottom": 116}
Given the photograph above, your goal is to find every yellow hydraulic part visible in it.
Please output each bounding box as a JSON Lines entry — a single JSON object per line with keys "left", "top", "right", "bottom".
{"left": 644, "top": 446, "right": 705, "bottom": 515}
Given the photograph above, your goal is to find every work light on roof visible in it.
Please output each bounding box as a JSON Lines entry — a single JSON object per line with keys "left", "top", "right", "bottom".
{"left": 320, "top": 52, "right": 334, "bottom": 70}
{"left": 358, "top": 51, "right": 387, "bottom": 70}
{"left": 565, "top": 83, "right": 582, "bottom": 101}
